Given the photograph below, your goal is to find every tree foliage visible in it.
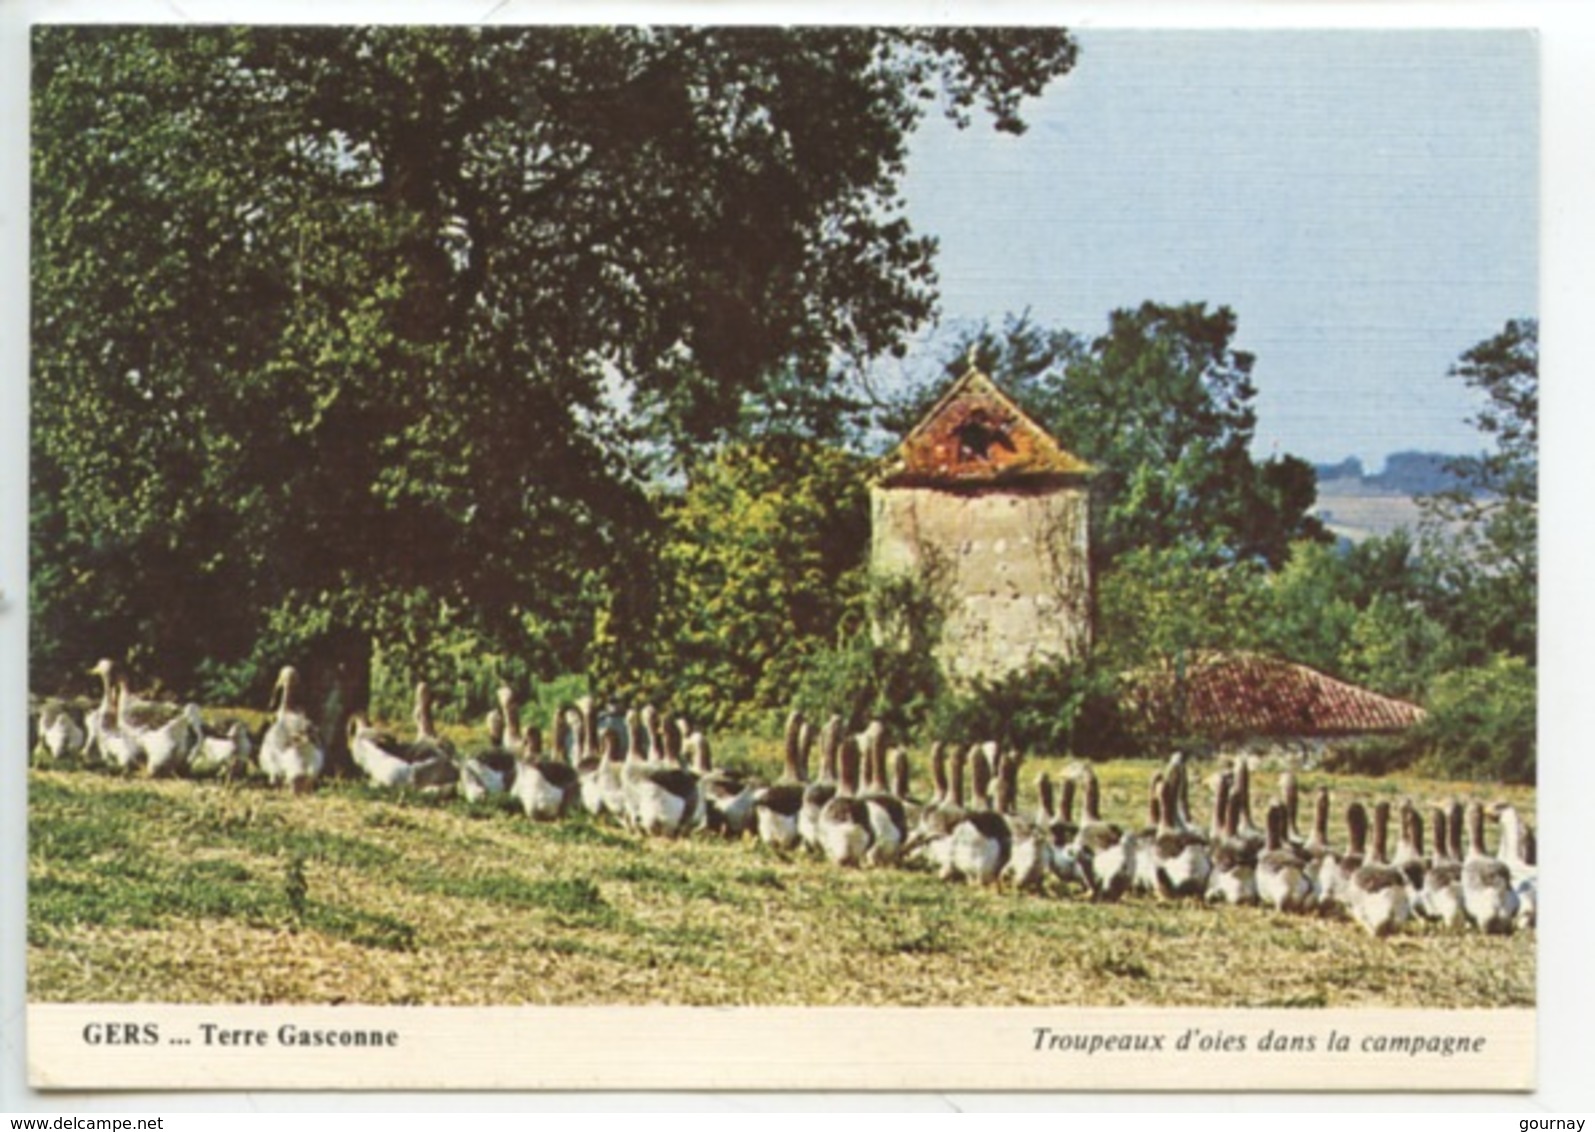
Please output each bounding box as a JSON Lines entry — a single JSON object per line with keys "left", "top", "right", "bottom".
{"left": 614, "top": 438, "right": 872, "bottom": 729}
{"left": 31, "top": 25, "right": 1078, "bottom": 706}
{"left": 1420, "top": 319, "right": 1538, "bottom": 664}
{"left": 914, "top": 306, "right": 1326, "bottom": 574}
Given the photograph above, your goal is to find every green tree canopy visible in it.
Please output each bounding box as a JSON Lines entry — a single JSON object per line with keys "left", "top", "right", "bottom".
{"left": 1420, "top": 318, "right": 1538, "bottom": 663}
{"left": 612, "top": 438, "right": 872, "bottom": 728}
{"left": 31, "top": 25, "right": 1078, "bottom": 707}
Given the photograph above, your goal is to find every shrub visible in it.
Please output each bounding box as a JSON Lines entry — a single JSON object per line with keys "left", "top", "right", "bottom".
{"left": 1411, "top": 653, "right": 1536, "bottom": 784}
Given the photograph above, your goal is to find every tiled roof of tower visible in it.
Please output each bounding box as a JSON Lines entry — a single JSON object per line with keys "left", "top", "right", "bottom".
{"left": 1123, "top": 652, "right": 1428, "bottom": 739}
{"left": 877, "top": 366, "right": 1094, "bottom": 487}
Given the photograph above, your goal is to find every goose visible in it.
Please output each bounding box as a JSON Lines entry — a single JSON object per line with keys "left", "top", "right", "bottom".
{"left": 1152, "top": 771, "right": 1213, "bottom": 901}
{"left": 593, "top": 726, "right": 629, "bottom": 821}
{"left": 510, "top": 726, "right": 580, "bottom": 821}
{"left": 858, "top": 722, "right": 908, "bottom": 867}
{"left": 406, "top": 681, "right": 456, "bottom": 763}
{"left": 85, "top": 659, "right": 121, "bottom": 764}
{"left": 1391, "top": 800, "right": 1428, "bottom": 891}
{"left": 188, "top": 713, "right": 253, "bottom": 780}
{"left": 95, "top": 682, "right": 144, "bottom": 773}
{"left": 1461, "top": 800, "right": 1520, "bottom": 935}
{"left": 260, "top": 665, "right": 325, "bottom": 793}
{"left": 1347, "top": 800, "right": 1413, "bottom": 937}
{"left": 1491, "top": 804, "right": 1537, "bottom": 930}
{"left": 1206, "top": 775, "right": 1259, "bottom": 907}
{"left": 904, "top": 743, "right": 966, "bottom": 873}
{"left": 1257, "top": 802, "right": 1315, "bottom": 914}
{"left": 1071, "top": 765, "right": 1135, "bottom": 902}
{"left": 35, "top": 698, "right": 86, "bottom": 763}
{"left": 1035, "top": 771, "right": 1094, "bottom": 895}
{"left": 570, "top": 697, "right": 611, "bottom": 817}
{"left": 621, "top": 708, "right": 699, "bottom": 837}
{"left": 799, "top": 714, "right": 843, "bottom": 852}
{"left": 348, "top": 713, "right": 457, "bottom": 792}
{"left": 1278, "top": 769, "right": 1307, "bottom": 846}
{"left": 945, "top": 746, "right": 1010, "bottom": 886}
{"left": 687, "top": 721, "right": 757, "bottom": 837}
{"left": 111, "top": 676, "right": 198, "bottom": 777}
{"left": 1130, "top": 771, "right": 1166, "bottom": 895}
{"left": 1228, "top": 758, "right": 1266, "bottom": 851}
{"left": 816, "top": 734, "right": 873, "bottom": 868}
{"left": 1316, "top": 798, "right": 1369, "bottom": 916}
{"left": 1416, "top": 803, "right": 1465, "bottom": 930}
{"left": 753, "top": 710, "right": 809, "bottom": 852}
{"left": 994, "top": 753, "right": 1049, "bottom": 893}
{"left": 460, "top": 686, "right": 524, "bottom": 800}
{"left": 1303, "top": 786, "right": 1333, "bottom": 863}
{"left": 890, "top": 746, "right": 925, "bottom": 831}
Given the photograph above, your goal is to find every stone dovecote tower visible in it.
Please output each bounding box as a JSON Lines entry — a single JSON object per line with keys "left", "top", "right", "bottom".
{"left": 871, "top": 364, "right": 1094, "bottom": 685}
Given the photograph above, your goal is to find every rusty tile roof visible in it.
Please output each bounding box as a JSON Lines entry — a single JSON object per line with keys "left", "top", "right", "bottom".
{"left": 1124, "top": 651, "right": 1427, "bottom": 739}
{"left": 878, "top": 366, "right": 1094, "bottom": 487}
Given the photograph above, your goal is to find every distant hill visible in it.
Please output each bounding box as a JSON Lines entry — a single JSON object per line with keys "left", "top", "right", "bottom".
{"left": 1311, "top": 451, "right": 1472, "bottom": 543}
{"left": 1312, "top": 450, "right": 1467, "bottom": 497}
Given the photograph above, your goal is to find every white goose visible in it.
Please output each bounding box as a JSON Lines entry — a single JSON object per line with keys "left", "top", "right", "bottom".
{"left": 510, "top": 726, "right": 580, "bottom": 821}
{"left": 1347, "top": 800, "right": 1413, "bottom": 937}
{"left": 85, "top": 659, "right": 121, "bottom": 765}
{"left": 1072, "top": 765, "right": 1135, "bottom": 902}
{"left": 1461, "top": 800, "right": 1520, "bottom": 935}
{"left": 460, "top": 686, "right": 523, "bottom": 800}
{"left": 1206, "top": 774, "right": 1259, "bottom": 907}
{"left": 753, "top": 710, "right": 809, "bottom": 852}
{"left": 687, "top": 720, "right": 757, "bottom": 837}
{"left": 994, "top": 752, "right": 1049, "bottom": 893}
{"left": 1152, "top": 770, "right": 1212, "bottom": 901}
{"left": 1416, "top": 803, "right": 1465, "bottom": 930}
{"left": 260, "top": 665, "right": 325, "bottom": 794}
{"left": 1256, "top": 801, "right": 1315, "bottom": 914}
{"left": 187, "top": 711, "right": 252, "bottom": 780}
{"left": 858, "top": 722, "right": 908, "bottom": 867}
{"left": 348, "top": 713, "right": 457, "bottom": 793}
{"left": 946, "top": 747, "right": 1012, "bottom": 886}
{"left": 621, "top": 708, "right": 699, "bottom": 837}
{"left": 36, "top": 699, "right": 86, "bottom": 763}
{"left": 113, "top": 676, "right": 198, "bottom": 777}
{"left": 816, "top": 735, "right": 873, "bottom": 868}
{"left": 799, "top": 715, "right": 843, "bottom": 853}
{"left": 1491, "top": 803, "right": 1537, "bottom": 930}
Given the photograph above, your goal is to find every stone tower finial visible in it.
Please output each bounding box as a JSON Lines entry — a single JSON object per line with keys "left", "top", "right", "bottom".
{"left": 966, "top": 343, "right": 980, "bottom": 371}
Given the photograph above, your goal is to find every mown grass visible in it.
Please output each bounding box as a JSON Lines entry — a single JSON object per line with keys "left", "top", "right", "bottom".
{"left": 26, "top": 748, "right": 1536, "bottom": 1008}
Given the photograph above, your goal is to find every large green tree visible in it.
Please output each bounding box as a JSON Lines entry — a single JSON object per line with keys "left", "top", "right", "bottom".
{"left": 1420, "top": 318, "right": 1538, "bottom": 663}
{"left": 31, "top": 26, "right": 1078, "bottom": 710}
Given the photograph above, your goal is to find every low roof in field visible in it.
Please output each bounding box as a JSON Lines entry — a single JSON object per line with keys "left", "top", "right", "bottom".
{"left": 877, "top": 365, "right": 1093, "bottom": 488}
{"left": 1124, "top": 651, "right": 1428, "bottom": 740}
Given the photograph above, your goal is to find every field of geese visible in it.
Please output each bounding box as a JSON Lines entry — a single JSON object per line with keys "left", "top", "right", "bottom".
{"left": 27, "top": 660, "right": 1535, "bottom": 1007}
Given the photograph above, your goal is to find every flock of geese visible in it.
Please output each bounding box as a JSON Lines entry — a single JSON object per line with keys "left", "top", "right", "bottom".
{"left": 34, "top": 659, "right": 1537, "bottom": 939}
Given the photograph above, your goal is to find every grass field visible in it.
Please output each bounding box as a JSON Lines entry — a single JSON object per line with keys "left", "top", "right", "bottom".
{"left": 27, "top": 742, "right": 1535, "bottom": 1008}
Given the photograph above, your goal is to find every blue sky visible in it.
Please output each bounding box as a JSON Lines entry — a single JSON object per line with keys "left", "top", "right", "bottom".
{"left": 894, "top": 28, "right": 1538, "bottom": 472}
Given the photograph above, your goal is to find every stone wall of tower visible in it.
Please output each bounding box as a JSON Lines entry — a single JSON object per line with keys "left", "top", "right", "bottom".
{"left": 869, "top": 479, "right": 1092, "bottom": 685}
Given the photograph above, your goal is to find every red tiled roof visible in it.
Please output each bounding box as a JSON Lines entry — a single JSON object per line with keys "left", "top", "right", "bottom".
{"left": 1124, "top": 652, "right": 1427, "bottom": 739}
{"left": 878, "top": 367, "right": 1093, "bottom": 487}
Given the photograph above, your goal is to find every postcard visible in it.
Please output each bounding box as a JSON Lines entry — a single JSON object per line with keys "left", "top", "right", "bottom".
{"left": 23, "top": 17, "right": 1540, "bottom": 1093}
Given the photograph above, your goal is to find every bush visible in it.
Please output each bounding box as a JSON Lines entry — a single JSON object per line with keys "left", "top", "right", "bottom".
{"left": 1319, "top": 735, "right": 1419, "bottom": 778}
{"left": 792, "top": 572, "right": 946, "bottom": 737}
{"left": 929, "top": 656, "right": 1129, "bottom": 758}
{"left": 1411, "top": 654, "right": 1536, "bottom": 784}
